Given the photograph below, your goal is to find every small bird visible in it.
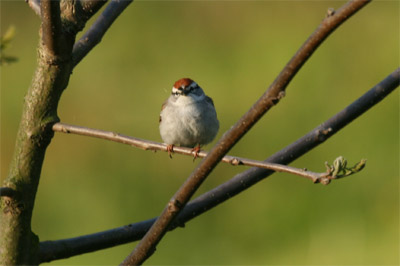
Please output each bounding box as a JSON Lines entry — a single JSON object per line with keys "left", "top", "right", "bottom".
{"left": 159, "top": 78, "right": 219, "bottom": 158}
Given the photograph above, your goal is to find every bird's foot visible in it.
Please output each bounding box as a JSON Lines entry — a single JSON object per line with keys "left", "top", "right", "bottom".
{"left": 166, "top": 144, "right": 174, "bottom": 158}
{"left": 191, "top": 145, "right": 201, "bottom": 161}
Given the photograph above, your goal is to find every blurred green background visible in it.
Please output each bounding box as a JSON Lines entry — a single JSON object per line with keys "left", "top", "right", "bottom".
{"left": 1, "top": 1, "right": 399, "bottom": 265}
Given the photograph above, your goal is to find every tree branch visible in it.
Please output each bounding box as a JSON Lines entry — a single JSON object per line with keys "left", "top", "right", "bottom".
{"left": 80, "top": 0, "right": 108, "bottom": 19}
{"left": 53, "top": 122, "right": 358, "bottom": 184}
{"left": 121, "top": 1, "right": 371, "bottom": 264}
{"left": 0, "top": 0, "right": 74, "bottom": 264}
{"left": 27, "top": 0, "right": 41, "bottom": 16}
{"left": 39, "top": 67, "right": 399, "bottom": 263}
{"left": 72, "top": 0, "right": 133, "bottom": 67}
{"left": 40, "top": 0, "right": 63, "bottom": 57}
{"left": 0, "top": 187, "right": 18, "bottom": 198}
{"left": 2, "top": 0, "right": 127, "bottom": 264}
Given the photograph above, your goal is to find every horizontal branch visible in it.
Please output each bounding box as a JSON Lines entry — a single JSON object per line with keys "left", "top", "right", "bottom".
{"left": 40, "top": 67, "right": 399, "bottom": 263}
{"left": 52, "top": 123, "right": 340, "bottom": 184}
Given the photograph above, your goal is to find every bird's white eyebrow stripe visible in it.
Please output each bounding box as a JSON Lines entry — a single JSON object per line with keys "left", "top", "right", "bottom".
{"left": 172, "top": 87, "right": 180, "bottom": 94}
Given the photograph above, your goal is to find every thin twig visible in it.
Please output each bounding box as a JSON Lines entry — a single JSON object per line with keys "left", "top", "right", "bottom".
{"left": 72, "top": 0, "right": 133, "bottom": 67}
{"left": 121, "top": 1, "right": 372, "bottom": 264}
{"left": 52, "top": 123, "right": 334, "bottom": 183}
{"left": 27, "top": 0, "right": 41, "bottom": 16}
{"left": 39, "top": 68, "right": 399, "bottom": 263}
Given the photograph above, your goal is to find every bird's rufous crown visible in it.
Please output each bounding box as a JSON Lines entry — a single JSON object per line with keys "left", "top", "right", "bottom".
{"left": 173, "top": 78, "right": 194, "bottom": 89}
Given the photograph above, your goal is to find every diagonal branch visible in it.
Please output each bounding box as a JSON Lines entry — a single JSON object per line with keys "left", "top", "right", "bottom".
{"left": 122, "top": 1, "right": 372, "bottom": 264}
{"left": 72, "top": 0, "right": 134, "bottom": 67}
{"left": 39, "top": 67, "right": 399, "bottom": 263}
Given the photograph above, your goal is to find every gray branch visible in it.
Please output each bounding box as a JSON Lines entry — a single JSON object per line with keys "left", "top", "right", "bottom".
{"left": 39, "top": 67, "right": 399, "bottom": 263}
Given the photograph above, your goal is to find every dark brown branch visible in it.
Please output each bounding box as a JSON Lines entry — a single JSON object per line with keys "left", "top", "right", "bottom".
{"left": 39, "top": 67, "right": 399, "bottom": 263}
{"left": 0, "top": 187, "right": 18, "bottom": 198}
{"left": 72, "top": 0, "right": 133, "bottom": 67}
{"left": 40, "top": 0, "right": 63, "bottom": 57}
{"left": 122, "top": 1, "right": 372, "bottom": 264}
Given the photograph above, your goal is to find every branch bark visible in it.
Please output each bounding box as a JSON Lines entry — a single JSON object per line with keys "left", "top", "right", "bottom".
{"left": 0, "top": 0, "right": 73, "bottom": 264}
{"left": 40, "top": 0, "right": 63, "bottom": 57}
{"left": 1, "top": 0, "right": 130, "bottom": 264}
{"left": 52, "top": 123, "right": 362, "bottom": 184}
{"left": 39, "top": 67, "right": 399, "bottom": 263}
{"left": 121, "top": 0, "right": 372, "bottom": 264}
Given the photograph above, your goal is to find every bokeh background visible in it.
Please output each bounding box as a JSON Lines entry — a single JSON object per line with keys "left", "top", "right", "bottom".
{"left": 1, "top": 1, "right": 399, "bottom": 265}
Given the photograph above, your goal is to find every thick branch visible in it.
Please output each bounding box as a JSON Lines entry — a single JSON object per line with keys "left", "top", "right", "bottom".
{"left": 27, "top": 0, "right": 108, "bottom": 28}
{"left": 39, "top": 68, "right": 399, "bottom": 263}
{"left": 52, "top": 123, "right": 340, "bottom": 184}
{"left": 122, "top": 1, "right": 371, "bottom": 264}
{"left": 40, "top": 0, "right": 63, "bottom": 57}
{"left": 0, "top": 187, "right": 18, "bottom": 198}
{"left": 2, "top": 0, "right": 121, "bottom": 265}
{"left": 72, "top": 0, "right": 133, "bottom": 67}
{"left": 0, "top": 1, "right": 74, "bottom": 264}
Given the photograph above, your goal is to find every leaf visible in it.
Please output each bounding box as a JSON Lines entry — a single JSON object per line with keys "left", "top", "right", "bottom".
{"left": 326, "top": 156, "right": 367, "bottom": 179}
{"left": 0, "top": 25, "right": 16, "bottom": 51}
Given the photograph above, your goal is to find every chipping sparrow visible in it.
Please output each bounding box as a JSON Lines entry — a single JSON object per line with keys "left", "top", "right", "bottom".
{"left": 159, "top": 78, "right": 219, "bottom": 157}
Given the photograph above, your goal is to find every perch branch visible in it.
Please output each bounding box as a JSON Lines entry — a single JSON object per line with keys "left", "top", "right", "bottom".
{"left": 53, "top": 122, "right": 357, "bottom": 184}
{"left": 40, "top": 67, "right": 399, "bottom": 263}
{"left": 122, "top": 1, "right": 372, "bottom": 264}
{"left": 72, "top": 0, "right": 133, "bottom": 67}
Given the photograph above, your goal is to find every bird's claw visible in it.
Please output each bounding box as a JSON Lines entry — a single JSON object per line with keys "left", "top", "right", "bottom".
{"left": 191, "top": 145, "right": 201, "bottom": 161}
{"left": 166, "top": 144, "right": 174, "bottom": 158}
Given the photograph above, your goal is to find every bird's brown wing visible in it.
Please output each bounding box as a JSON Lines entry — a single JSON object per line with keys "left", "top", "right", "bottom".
{"left": 159, "top": 100, "right": 167, "bottom": 123}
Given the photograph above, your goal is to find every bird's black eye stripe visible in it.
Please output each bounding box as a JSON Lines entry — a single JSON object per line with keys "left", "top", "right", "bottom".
{"left": 186, "top": 85, "right": 199, "bottom": 93}
{"left": 172, "top": 84, "right": 198, "bottom": 96}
